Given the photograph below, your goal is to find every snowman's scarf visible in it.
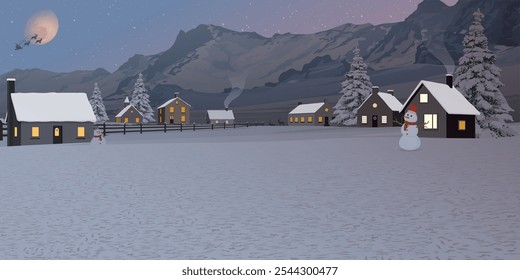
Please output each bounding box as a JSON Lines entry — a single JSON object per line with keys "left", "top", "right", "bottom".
{"left": 404, "top": 121, "right": 417, "bottom": 131}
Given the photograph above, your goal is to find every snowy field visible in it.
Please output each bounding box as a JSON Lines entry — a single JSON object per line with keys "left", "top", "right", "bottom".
{"left": 0, "top": 125, "right": 519, "bottom": 259}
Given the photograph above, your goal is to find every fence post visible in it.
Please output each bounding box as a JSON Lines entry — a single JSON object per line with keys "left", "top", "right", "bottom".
{"left": 124, "top": 123, "right": 126, "bottom": 135}
{"left": 164, "top": 123, "right": 166, "bottom": 133}
{"left": 140, "top": 123, "right": 143, "bottom": 134}
{"left": 246, "top": 122, "right": 249, "bottom": 128}
{"left": 103, "top": 122, "right": 106, "bottom": 136}
{"left": 211, "top": 124, "right": 214, "bottom": 130}
{"left": 234, "top": 123, "right": 236, "bottom": 129}
{"left": 180, "top": 123, "right": 183, "bottom": 132}
{"left": 224, "top": 123, "right": 226, "bottom": 129}
{"left": 193, "top": 123, "right": 196, "bottom": 131}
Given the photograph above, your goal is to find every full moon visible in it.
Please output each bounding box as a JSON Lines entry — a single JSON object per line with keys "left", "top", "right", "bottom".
{"left": 25, "top": 10, "right": 59, "bottom": 45}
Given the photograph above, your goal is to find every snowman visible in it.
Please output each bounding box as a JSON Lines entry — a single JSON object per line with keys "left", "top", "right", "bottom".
{"left": 399, "top": 104, "right": 421, "bottom": 151}
{"left": 91, "top": 128, "right": 106, "bottom": 145}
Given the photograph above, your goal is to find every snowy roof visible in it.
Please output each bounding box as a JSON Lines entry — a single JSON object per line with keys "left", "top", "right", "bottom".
{"left": 402, "top": 81, "right": 480, "bottom": 115}
{"left": 207, "top": 110, "right": 235, "bottom": 120}
{"left": 116, "top": 105, "right": 143, "bottom": 118}
{"left": 11, "top": 92, "right": 96, "bottom": 122}
{"left": 358, "top": 92, "right": 402, "bottom": 112}
{"left": 289, "top": 102, "right": 325, "bottom": 114}
{"left": 158, "top": 97, "right": 192, "bottom": 109}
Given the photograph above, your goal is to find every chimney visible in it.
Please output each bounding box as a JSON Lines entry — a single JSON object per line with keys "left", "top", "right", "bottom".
{"left": 174, "top": 92, "right": 179, "bottom": 98}
{"left": 323, "top": 98, "right": 327, "bottom": 104}
{"left": 298, "top": 102, "right": 303, "bottom": 105}
{"left": 124, "top": 96, "right": 130, "bottom": 105}
{"left": 225, "top": 107, "right": 229, "bottom": 111}
{"left": 372, "top": 86, "right": 379, "bottom": 95}
{"left": 388, "top": 90, "right": 395, "bottom": 96}
{"left": 6, "top": 78, "right": 16, "bottom": 147}
{"left": 446, "top": 74, "right": 453, "bottom": 88}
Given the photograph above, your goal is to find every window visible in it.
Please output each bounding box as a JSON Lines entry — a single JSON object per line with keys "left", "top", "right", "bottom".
{"left": 458, "top": 120, "right": 466, "bottom": 131}
{"left": 116, "top": 117, "right": 121, "bottom": 123}
{"left": 14, "top": 127, "right": 18, "bottom": 137}
{"left": 300, "top": 117, "right": 305, "bottom": 123}
{"left": 54, "top": 128, "right": 60, "bottom": 137}
{"left": 362, "top": 116, "right": 368, "bottom": 124}
{"left": 31, "top": 127, "right": 39, "bottom": 138}
{"left": 382, "top": 116, "right": 388, "bottom": 124}
{"left": 136, "top": 118, "right": 140, "bottom": 123}
{"left": 175, "top": 100, "right": 179, "bottom": 105}
{"left": 159, "top": 116, "right": 163, "bottom": 123}
{"left": 325, "top": 108, "right": 329, "bottom": 112}
{"left": 124, "top": 117, "right": 129, "bottom": 123}
{"left": 307, "top": 116, "right": 313, "bottom": 123}
{"left": 181, "top": 106, "right": 186, "bottom": 113}
{"left": 318, "top": 116, "right": 323, "bottom": 123}
{"left": 424, "top": 114, "right": 438, "bottom": 129}
{"left": 170, "top": 107, "right": 174, "bottom": 113}
{"left": 295, "top": 117, "right": 299, "bottom": 123}
{"left": 181, "top": 115, "right": 186, "bottom": 122}
{"left": 130, "top": 110, "right": 134, "bottom": 113}
{"left": 420, "top": 93, "right": 429, "bottom": 103}
{"left": 290, "top": 117, "right": 293, "bottom": 123}
{"left": 372, "top": 103, "right": 378, "bottom": 109}
{"left": 77, "top": 127, "right": 85, "bottom": 138}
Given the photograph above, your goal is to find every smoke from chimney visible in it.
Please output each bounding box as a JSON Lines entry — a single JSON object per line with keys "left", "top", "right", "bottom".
{"left": 419, "top": 29, "right": 456, "bottom": 74}
{"left": 224, "top": 71, "right": 248, "bottom": 109}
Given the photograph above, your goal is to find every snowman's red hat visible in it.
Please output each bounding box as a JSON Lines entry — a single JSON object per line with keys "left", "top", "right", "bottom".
{"left": 409, "top": 104, "right": 418, "bottom": 113}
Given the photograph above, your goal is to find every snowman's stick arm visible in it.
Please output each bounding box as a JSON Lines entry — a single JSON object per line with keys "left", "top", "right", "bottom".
{"left": 393, "top": 120, "right": 403, "bottom": 125}
{"left": 423, "top": 121, "right": 430, "bottom": 128}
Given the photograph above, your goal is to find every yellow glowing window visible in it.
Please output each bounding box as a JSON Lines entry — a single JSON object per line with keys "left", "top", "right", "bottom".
{"left": 424, "top": 114, "right": 438, "bottom": 130}
{"left": 295, "top": 117, "right": 299, "bottom": 123}
{"left": 54, "top": 128, "right": 60, "bottom": 137}
{"left": 14, "top": 127, "right": 18, "bottom": 137}
{"left": 181, "top": 106, "right": 186, "bottom": 113}
{"left": 181, "top": 115, "right": 186, "bottom": 122}
{"left": 170, "top": 107, "right": 174, "bottom": 113}
{"left": 318, "top": 117, "right": 323, "bottom": 123}
{"left": 31, "top": 127, "right": 40, "bottom": 138}
{"left": 136, "top": 118, "right": 140, "bottom": 123}
{"left": 307, "top": 116, "right": 313, "bottom": 123}
{"left": 159, "top": 116, "right": 163, "bottom": 123}
{"left": 300, "top": 117, "right": 305, "bottom": 123}
{"left": 175, "top": 100, "right": 179, "bottom": 105}
{"left": 289, "top": 117, "right": 293, "bottom": 123}
{"left": 77, "top": 127, "right": 85, "bottom": 138}
{"left": 116, "top": 117, "right": 121, "bottom": 123}
{"left": 325, "top": 108, "right": 329, "bottom": 112}
{"left": 420, "top": 93, "right": 429, "bottom": 103}
{"left": 458, "top": 120, "right": 466, "bottom": 131}
{"left": 382, "top": 116, "right": 388, "bottom": 124}
{"left": 362, "top": 116, "right": 368, "bottom": 124}
{"left": 124, "top": 118, "right": 129, "bottom": 123}
{"left": 372, "top": 103, "right": 378, "bottom": 109}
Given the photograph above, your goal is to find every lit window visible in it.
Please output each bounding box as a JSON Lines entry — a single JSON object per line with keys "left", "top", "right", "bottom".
{"left": 170, "top": 107, "right": 174, "bottom": 113}
{"left": 225, "top": 120, "right": 229, "bottom": 124}
{"left": 318, "top": 117, "right": 323, "bottom": 123}
{"left": 136, "top": 118, "right": 140, "bottom": 123}
{"left": 32, "top": 127, "right": 39, "bottom": 138}
{"left": 216, "top": 120, "right": 219, "bottom": 124}
{"left": 424, "top": 114, "right": 438, "bottom": 130}
{"left": 420, "top": 93, "right": 429, "bottom": 103}
{"left": 458, "top": 120, "right": 466, "bottom": 131}
{"left": 116, "top": 117, "right": 121, "bottom": 123}
{"left": 308, "top": 116, "right": 313, "bottom": 123}
{"left": 300, "top": 117, "right": 305, "bottom": 123}
{"left": 124, "top": 118, "right": 129, "bottom": 123}
{"left": 295, "top": 117, "right": 299, "bottom": 123}
{"left": 362, "top": 116, "right": 368, "bottom": 124}
{"left": 372, "top": 103, "right": 378, "bottom": 109}
{"left": 382, "top": 116, "right": 388, "bottom": 124}
{"left": 159, "top": 116, "right": 163, "bottom": 123}
{"left": 325, "top": 108, "right": 329, "bottom": 112}
{"left": 181, "top": 115, "right": 186, "bottom": 122}
{"left": 175, "top": 100, "right": 179, "bottom": 105}
{"left": 14, "top": 127, "right": 18, "bottom": 137}
{"left": 181, "top": 106, "right": 186, "bottom": 113}
{"left": 290, "top": 117, "right": 293, "bottom": 123}
{"left": 54, "top": 128, "right": 60, "bottom": 137}
{"left": 77, "top": 127, "right": 85, "bottom": 138}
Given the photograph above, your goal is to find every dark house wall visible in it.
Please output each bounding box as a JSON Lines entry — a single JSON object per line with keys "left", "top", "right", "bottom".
{"left": 357, "top": 94, "right": 395, "bottom": 127}
{"left": 7, "top": 79, "right": 21, "bottom": 146}
{"left": 19, "top": 122, "right": 93, "bottom": 145}
{"left": 288, "top": 104, "right": 332, "bottom": 126}
{"left": 403, "top": 85, "right": 448, "bottom": 138}
{"left": 159, "top": 99, "right": 191, "bottom": 124}
{"left": 447, "top": 114, "right": 476, "bottom": 138}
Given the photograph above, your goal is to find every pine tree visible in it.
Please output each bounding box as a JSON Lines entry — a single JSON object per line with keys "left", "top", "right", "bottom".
{"left": 331, "top": 46, "right": 373, "bottom": 126}
{"left": 89, "top": 82, "right": 109, "bottom": 123}
{"left": 130, "top": 73, "right": 155, "bottom": 123}
{"left": 454, "top": 9, "right": 516, "bottom": 137}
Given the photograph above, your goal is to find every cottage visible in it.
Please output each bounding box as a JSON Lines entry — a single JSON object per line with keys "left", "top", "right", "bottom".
{"left": 288, "top": 102, "right": 332, "bottom": 126}
{"left": 206, "top": 109, "right": 235, "bottom": 125}
{"left": 115, "top": 97, "right": 143, "bottom": 123}
{"left": 6, "top": 78, "right": 96, "bottom": 146}
{"left": 357, "top": 87, "right": 403, "bottom": 127}
{"left": 400, "top": 75, "right": 480, "bottom": 138}
{"left": 157, "top": 92, "right": 191, "bottom": 124}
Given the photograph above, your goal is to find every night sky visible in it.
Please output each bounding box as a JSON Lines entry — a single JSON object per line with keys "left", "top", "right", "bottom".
{"left": 0, "top": 0, "right": 458, "bottom": 74}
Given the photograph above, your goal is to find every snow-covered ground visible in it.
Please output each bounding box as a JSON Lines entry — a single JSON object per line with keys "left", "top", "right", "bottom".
{"left": 0, "top": 125, "right": 519, "bottom": 259}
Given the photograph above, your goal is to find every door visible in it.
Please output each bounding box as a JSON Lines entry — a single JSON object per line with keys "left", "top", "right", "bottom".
{"left": 53, "top": 126, "right": 63, "bottom": 144}
{"left": 324, "top": 117, "right": 329, "bottom": 126}
{"left": 169, "top": 115, "right": 174, "bottom": 124}
{"left": 372, "top": 115, "right": 378, "bottom": 127}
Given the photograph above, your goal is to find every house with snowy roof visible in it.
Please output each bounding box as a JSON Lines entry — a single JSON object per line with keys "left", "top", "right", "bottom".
{"left": 6, "top": 78, "right": 96, "bottom": 146}
{"left": 357, "top": 86, "right": 403, "bottom": 127}
{"left": 157, "top": 92, "right": 191, "bottom": 124}
{"left": 288, "top": 101, "right": 332, "bottom": 126}
{"left": 206, "top": 109, "right": 235, "bottom": 125}
{"left": 115, "top": 97, "right": 143, "bottom": 123}
{"left": 400, "top": 75, "right": 480, "bottom": 138}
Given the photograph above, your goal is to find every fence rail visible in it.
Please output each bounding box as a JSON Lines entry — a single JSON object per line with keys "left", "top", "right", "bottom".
{"left": 94, "top": 122, "right": 264, "bottom": 136}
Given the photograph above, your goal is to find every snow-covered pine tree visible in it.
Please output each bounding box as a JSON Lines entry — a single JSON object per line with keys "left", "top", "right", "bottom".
{"left": 454, "top": 9, "right": 516, "bottom": 137}
{"left": 331, "top": 46, "right": 373, "bottom": 126}
{"left": 130, "top": 73, "right": 155, "bottom": 123}
{"left": 89, "top": 82, "right": 109, "bottom": 123}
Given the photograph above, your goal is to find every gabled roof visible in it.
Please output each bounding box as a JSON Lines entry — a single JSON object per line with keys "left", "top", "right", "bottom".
{"left": 115, "top": 105, "right": 143, "bottom": 118}
{"left": 358, "top": 92, "right": 403, "bottom": 112}
{"left": 11, "top": 92, "right": 96, "bottom": 122}
{"left": 158, "top": 97, "right": 192, "bottom": 109}
{"left": 207, "top": 110, "right": 235, "bottom": 120}
{"left": 289, "top": 102, "right": 325, "bottom": 114}
{"left": 401, "top": 81, "right": 480, "bottom": 115}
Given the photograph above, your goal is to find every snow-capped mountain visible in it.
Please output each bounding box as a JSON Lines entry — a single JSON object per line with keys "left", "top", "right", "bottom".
{"left": 1, "top": 0, "right": 518, "bottom": 120}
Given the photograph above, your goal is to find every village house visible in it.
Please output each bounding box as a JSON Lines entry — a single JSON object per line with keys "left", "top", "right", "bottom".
{"left": 6, "top": 78, "right": 96, "bottom": 146}
{"left": 206, "top": 109, "right": 235, "bottom": 125}
{"left": 157, "top": 92, "right": 191, "bottom": 124}
{"left": 357, "top": 87, "right": 403, "bottom": 127}
{"left": 400, "top": 75, "right": 480, "bottom": 138}
{"left": 115, "top": 97, "right": 143, "bottom": 123}
{"left": 288, "top": 101, "right": 332, "bottom": 126}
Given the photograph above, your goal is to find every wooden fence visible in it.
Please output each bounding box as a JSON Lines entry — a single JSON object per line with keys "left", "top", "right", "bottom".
{"left": 0, "top": 121, "right": 5, "bottom": 141}
{"left": 94, "top": 122, "right": 264, "bottom": 136}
